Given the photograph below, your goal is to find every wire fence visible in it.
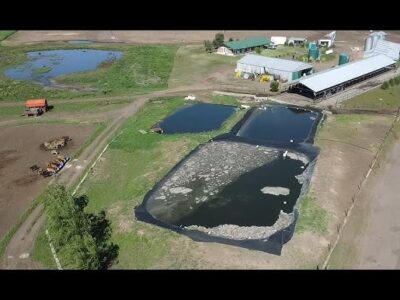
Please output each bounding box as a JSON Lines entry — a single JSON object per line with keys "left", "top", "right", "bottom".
{"left": 318, "top": 108, "right": 400, "bottom": 270}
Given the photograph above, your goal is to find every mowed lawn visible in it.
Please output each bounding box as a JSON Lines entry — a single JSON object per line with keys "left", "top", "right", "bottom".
{"left": 342, "top": 84, "right": 400, "bottom": 110}
{"left": 33, "top": 96, "right": 246, "bottom": 269}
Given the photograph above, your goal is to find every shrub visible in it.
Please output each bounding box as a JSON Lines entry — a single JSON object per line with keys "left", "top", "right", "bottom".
{"left": 394, "top": 76, "right": 400, "bottom": 85}
{"left": 381, "top": 81, "right": 389, "bottom": 90}
{"left": 270, "top": 80, "right": 279, "bottom": 92}
{"left": 389, "top": 78, "right": 395, "bottom": 86}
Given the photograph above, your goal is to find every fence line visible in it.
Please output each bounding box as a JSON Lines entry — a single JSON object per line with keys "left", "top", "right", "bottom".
{"left": 322, "top": 109, "right": 400, "bottom": 269}
{"left": 45, "top": 229, "right": 63, "bottom": 270}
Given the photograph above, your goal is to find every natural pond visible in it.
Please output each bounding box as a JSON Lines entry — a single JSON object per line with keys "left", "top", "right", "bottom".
{"left": 4, "top": 49, "right": 123, "bottom": 85}
{"left": 159, "top": 103, "right": 237, "bottom": 134}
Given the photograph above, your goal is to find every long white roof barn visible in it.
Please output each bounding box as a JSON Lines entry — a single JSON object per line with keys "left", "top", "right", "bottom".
{"left": 238, "top": 54, "right": 312, "bottom": 72}
{"left": 298, "top": 54, "right": 396, "bottom": 92}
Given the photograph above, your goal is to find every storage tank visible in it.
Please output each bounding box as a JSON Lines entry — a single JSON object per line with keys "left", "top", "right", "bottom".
{"left": 309, "top": 48, "right": 319, "bottom": 60}
{"left": 338, "top": 53, "right": 350, "bottom": 65}
{"left": 364, "top": 36, "right": 373, "bottom": 51}
{"left": 370, "top": 33, "right": 380, "bottom": 49}
{"left": 308, "top": 42, "right": 317, "bottom": 50}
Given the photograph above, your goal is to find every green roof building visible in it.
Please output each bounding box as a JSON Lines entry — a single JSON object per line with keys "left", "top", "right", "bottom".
{"left": 217, "top": 37, "right": 271, "bottom": 56}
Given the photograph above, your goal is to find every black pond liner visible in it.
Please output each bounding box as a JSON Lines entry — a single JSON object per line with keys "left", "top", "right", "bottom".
{"left": 135, "top": 104, "right": 323, "bottom": 255}
{"left": 231, "top": 104, "right": 323, "bottom": 144}
{"left": 158, "top": 102, "right": 238, "bottom": 134}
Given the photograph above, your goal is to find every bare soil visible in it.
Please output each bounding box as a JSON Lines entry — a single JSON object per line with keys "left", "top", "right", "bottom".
{"left": 329, "top": 136, "right": 400, "bottom": 269}
{"left": 0, "top": 124, "right": 95, "bottom": 239}
{"left": 7, "top": 31, "right": 400, "bottom": 51}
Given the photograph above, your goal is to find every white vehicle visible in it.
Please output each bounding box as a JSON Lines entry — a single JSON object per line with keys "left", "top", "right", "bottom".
{"left": 184, "top": 95, "right": 196, "bottom": 100}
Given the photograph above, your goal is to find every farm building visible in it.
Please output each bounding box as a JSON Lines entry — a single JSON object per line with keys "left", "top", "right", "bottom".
{"left": 217, "top": 37, "right": 271, "bottom": 56}
{"left": 318, "top": 39, "right": 333, "bottom": 48}
{"left": 363, "top": 31, "right": 399, "bottom": 60}
{"left": 289, "top": 54, "right": 396, "bottom": 99}
{"left": 236, "top": 54, "right": 313, "bottom": 82}
{"left": 288, "top": 37, "right": 307, "bottom": 46}
{"left": 25, "top": 99, "right": 48, "bottom": 110}
{"left": 271, "top": 36, "right": 287, "bottom": 45}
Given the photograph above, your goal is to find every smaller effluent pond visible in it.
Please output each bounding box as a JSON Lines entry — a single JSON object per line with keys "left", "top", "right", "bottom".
{"left": 236, "top": 105, "right": 319, "bottom": 143}
{"left": 136, "top": 103, "right": 322, "bottom": 254}
{"left": 4, "top": 49, "right": 123, "bottom": 86}
{"left": 159, "top": 103, "right": 237, "bottom": 134}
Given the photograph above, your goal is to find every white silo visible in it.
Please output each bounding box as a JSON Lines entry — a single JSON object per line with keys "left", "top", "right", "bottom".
{"left": 364, "top": 36, "right": 373, "bottom": 51}
{"left": 370, "top": 33, "right": 380, "bottom": 49}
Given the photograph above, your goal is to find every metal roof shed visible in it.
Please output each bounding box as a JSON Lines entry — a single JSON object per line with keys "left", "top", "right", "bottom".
{"left": 291, "top": 54, "right": 396, "bottom": 99}
{"left": 237, "top": 54, "right": 312, "bottom": 72}
{"left": 224, "top": 37, "right": 271, "bottom": 51}
{"left": 236, "top": 54, "right": 313, "bottom": 82}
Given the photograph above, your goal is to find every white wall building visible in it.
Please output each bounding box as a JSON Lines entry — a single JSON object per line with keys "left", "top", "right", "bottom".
{"left": 216, "top": 46, "right": 235, "bottom": 56}
{"left": 271, "top": 36, "right": 287, "bottom": 45}
{"left": 236, "top": 54, "right": 313, "bottom": 82}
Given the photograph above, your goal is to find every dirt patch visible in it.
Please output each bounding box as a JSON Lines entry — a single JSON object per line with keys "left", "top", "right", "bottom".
{"left": 5, "top": 31, "right": 322, "bottom": 45}
{"left": 7, "top": 31, "right": 399, "bottom": 50}
{"left": 13, "top": 174, "right": 39, "bottom": 186}
{"left": 329, "top": 134, "right": 400, "bottom": 269}
{"left": 0, "top": 123, "right": 95, "bottom": 239}
{"left": 0, "top": 150, "right": 20, "bottom": 170}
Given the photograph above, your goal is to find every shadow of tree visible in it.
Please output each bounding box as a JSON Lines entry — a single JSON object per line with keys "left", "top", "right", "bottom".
{"left": 74, "top": 195, "right": 119, "bottom": 269}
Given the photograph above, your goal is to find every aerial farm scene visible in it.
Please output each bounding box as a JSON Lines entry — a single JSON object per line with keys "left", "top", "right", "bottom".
{"left": 1, "top": 30, "right": 400, "bottom": 269}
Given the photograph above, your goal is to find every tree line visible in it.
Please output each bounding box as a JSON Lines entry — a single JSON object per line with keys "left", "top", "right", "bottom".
{"left": 44, "top": 184, "right": 118, "bottom": 269}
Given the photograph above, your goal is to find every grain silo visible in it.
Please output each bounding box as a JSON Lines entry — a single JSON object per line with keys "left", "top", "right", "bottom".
{"left": 338, "top": 53, "right": 350, "bottom": 65}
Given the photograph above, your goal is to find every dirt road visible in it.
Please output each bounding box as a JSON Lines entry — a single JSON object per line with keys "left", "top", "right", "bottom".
{"left": 329, "top": 138, "right": 400, "bottom": 269}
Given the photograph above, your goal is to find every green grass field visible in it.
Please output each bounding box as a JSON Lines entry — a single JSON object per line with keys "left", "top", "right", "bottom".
{"left": 260, "top": 45, "right": 307, "bottom": 59}
{"left": 296, "top": 192, "right": 328, "bottom": 234}
{"left": 32, "top": 96, "right": 245, "bottom": 268}
{"left": 168, "top": 45, "right": 238, "bottom": 88}
{"left": 32, "top": 227, "right": 56, "bottom": 269}
{"left": 0, "top": 31, "right": 16, "bottom": 42}
{"left": 0, "top": 43, "right": 178, "bottom": 101}
{"left": 342, "top": 84, "right": 400, "bottom": 110}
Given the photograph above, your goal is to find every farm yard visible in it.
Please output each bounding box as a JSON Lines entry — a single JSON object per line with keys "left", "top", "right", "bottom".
{"left": 1, "top": 30, "right": 400, "bottom": 270}
{"left": 0, "top": 123, "right": 96, "bottom": 238}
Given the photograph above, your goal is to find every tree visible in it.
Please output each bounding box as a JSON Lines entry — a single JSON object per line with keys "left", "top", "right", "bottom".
{"left": 44, "top": 184, "right": 119, "bottom": 269}
{"left": 381, "top": 81, "right": 389, "bottom": 90}
{"left": 270, "top": 80, "right": 279, "bottom": 92}
{"left": 255, "top": 47, "right": 262, "bottom": 54}
{"left": 204, "top": 40, "right": 213, "bottom": 53}
{"left": 389, "top": 78, "right": 395, "bottom": 86}
{"left": 394, "top": 76, "right": 400, "bottom": 85}
{"left": 229, "top": 37, "right": 234, "bottom": 42}
{"left": 213, "top": 33, "right": 225, "bottom": 48}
